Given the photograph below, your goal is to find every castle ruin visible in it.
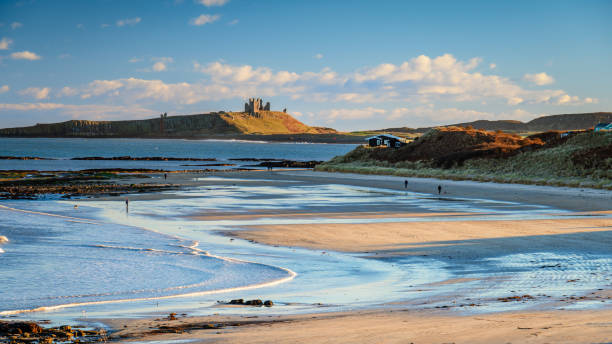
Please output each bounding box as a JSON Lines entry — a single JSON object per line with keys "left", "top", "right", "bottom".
{"left": 244, "top": 98, "right": 271, "bottom": 116}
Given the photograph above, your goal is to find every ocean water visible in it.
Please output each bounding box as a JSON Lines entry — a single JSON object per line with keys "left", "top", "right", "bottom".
{"left": 0, "top": 201, "right": 292, "bottom": 314}
{"left": 0, "top": 138, "right": 357, "bottom": 171}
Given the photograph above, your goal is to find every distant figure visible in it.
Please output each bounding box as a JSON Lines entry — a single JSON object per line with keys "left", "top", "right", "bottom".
{"left": 125, "top": 198, "right": 129, "bottom": 212}
{"left": 404, "top": 180, "right": 408, "bottom": 189}
{"left": 164, "top": 173, "right": 167, "bottom": 180}
{"left": 437, "top": 185, "right": 442, "bottom": 195}
{"left": 74, "top": 204, "right": 78, "bottom": 209}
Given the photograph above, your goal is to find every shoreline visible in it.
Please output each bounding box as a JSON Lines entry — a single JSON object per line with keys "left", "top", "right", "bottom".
{"left": 0, "top": 134, "right": 365, "bottom": 144}
{"left": 274, "top": 170, "right": 612, "bottom": 212}
{"left": 2, "top": 167, "right": 610, "bottom": 210}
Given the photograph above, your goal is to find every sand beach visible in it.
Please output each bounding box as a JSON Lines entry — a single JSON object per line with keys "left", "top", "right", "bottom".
{"left": 73, "top": 170, "right": 611, "bottom": 343}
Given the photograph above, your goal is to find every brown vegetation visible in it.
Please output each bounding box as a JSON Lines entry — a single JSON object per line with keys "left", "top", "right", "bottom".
{"left": 348, "top": 126, "right": 547, "bottom": 168}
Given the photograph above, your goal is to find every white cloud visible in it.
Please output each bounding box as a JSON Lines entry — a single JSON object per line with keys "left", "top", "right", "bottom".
{"left": 314, "top": 53, "right": 323, "bottom": 59}
{"left": 116, "top": 17, "right": 141, "bottom": 27}
{"left": 58, "top": 86, "right": 78, "bottom": 97}
{"left": 323, "top": 107, "right": 386, "bottom": 120}
{"left": 149, "top": 57, "right": 173, "bottom": 72}
{"left": 0, "top": 103, "right": 155, "bottom": 121}
{"left": 0, "top": 37, "right": 13, "bottom": 50}
{"left": 82, "top": 80, "right": 123, "bottom": 98}
{"left": 0, "top": 85, "right": 9, "bottom": 94}
{"left": 334, "top": 93, "right": 377, "bottom": 103}
{"left": 19, "top": 87, "right": 51, "bottom": 100}
{"left": 197, "top": 0, "right": 229, "bottom": 6}
{"left": 152, "top": 61, "right": 167, "bottom": 72}
{"left": 11, "top": 51, "right": 41, "bottom": 60}
{"left": 382, "top": 106, "right": 538, "bottom": 127}
{"left": 11, "top": 22, "right": 22, "bottom": 30}
{"left": 190, "top": 14, "right": 220, "bottom": 26}
{"left": 77, "top": 78, "right": 222, "bottom": 105}
{"left": 387, "top": 105, "right": 492, "bottom": 123}
{"left": 489, "top": 63, "right": 496, "bottom": 69}
{"left": 101, "top": 23, "right": 110, "bottom": 28}
{"left": 76, "top": 23, "right": 84, "bottom": 29}
{"left": 129, "top": 57, "right": 142, "bottom": 63}
{"left": 553, "top": 94, "right": 599, "bottom": 105}
{"left": 228, "top": 19, "right": 239, "bottom": 25}
{"left": 523, "top": 72, "right": 555, "bottom": 86}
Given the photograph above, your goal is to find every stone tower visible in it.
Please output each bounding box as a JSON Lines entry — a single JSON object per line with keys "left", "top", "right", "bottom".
{"left": 244, "top": 98, "right": 270, "bottom": 115}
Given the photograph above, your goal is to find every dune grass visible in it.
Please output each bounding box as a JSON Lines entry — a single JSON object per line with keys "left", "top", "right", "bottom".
{"left": 316, "top": 131, "right": 612, "bottom": 189}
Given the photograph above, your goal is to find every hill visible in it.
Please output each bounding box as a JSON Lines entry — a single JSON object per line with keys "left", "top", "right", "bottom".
{"left": 366, "top": 112, "right": 612, "bottom": 135}
{"left": 317, "top": 127, "right": 612, "bottom": 189}
{"left": 0, "top": 111, "right": 341, "bottom": 139}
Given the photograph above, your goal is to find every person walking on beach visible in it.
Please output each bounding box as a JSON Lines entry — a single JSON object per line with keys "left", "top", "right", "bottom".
{"left": 404, "top": 180, "right": 408, "bottom": 189}
{"left": 125, "top": 198, "right": 129, "bottom": 212}
{"left": 164, "top": 173, "right": 167, "bottom": 180}
{"left": 437, "top": 185, "right": 442, "bottom": 195}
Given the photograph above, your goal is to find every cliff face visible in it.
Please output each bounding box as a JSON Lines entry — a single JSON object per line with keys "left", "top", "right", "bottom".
{"left": 0, "top": 111, "right": 336, "bottom": 137}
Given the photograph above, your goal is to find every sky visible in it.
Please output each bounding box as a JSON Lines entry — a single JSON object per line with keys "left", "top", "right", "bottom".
{"left": 0, "top": 0, "right": 610, "bottom": 131}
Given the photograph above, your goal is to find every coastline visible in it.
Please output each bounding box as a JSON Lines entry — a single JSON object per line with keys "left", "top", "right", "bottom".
{"left": 274, "top": 170, "right": 612, "bottom": 212}
{"left": 83, "top": 169, "right": 612, "bottom": 212}
{"left": 0, "top": 133, "right": 365, "bottom": 144}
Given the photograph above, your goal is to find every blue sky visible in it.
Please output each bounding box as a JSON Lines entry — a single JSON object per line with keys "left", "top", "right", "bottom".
{"left": 0, "top": 0, "right": 610, "bottom": 131}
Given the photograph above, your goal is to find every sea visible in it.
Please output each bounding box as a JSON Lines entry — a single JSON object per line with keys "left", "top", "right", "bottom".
{"left": 0, "top": 137, "right": 357, "bottom": 171}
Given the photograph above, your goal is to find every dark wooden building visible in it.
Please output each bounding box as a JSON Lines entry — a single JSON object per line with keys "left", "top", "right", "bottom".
{"left": 365, "top": 134, "right": 407, "bottom": 148}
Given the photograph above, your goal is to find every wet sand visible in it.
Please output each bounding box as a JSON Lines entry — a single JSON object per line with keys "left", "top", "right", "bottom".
{"left": 100, "top": 169, "right": 611, "bottom": 212}
{"left": 106, "top": 308, "right": 612, "bottom": 343}
{"left": 89, "top": 170, "right": 611, "bottom": 343}
{"left": 235, "top": 218, "right": 612, "bottom": 255}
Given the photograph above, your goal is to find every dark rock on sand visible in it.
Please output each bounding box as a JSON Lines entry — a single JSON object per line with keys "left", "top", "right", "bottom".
{"left": 72, "top": 156, "right": 216, "bottom": 161}
{"left": 226, "top": 299, "right": 271, "bottom": 307}
{"left": 256, "top": 160, "right": 323, "bottom": 168}
{"left": 244, "top": 299, "right": 263, "bottom": 306}
{"left": 0, "top": 321, "right": 43, "bottom": 335}
{"left": 180, "top": 163, "right": 236, "bottom": 167}
{"left": 0, "top": 320, "right": 107, "bottom": 343}
{"left": 497, "top": 295, "right": 534, "bottom": 302}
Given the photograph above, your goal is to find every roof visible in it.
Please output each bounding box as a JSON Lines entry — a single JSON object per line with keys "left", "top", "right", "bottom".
{"left": 364, "top": 134, "right": 405, "bottom": 141}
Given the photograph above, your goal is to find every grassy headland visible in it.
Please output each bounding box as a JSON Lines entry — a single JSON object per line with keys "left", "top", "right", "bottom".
{"left": 316, "top": 127, "right": 612, "bottom": 189}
